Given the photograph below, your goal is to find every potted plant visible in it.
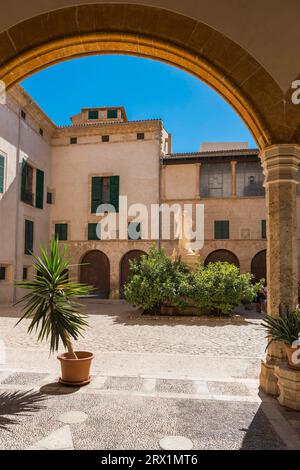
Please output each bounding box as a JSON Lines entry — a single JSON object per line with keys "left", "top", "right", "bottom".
{"left": 261, "top": 306, "right": 300, "bottom": 370}
{"left": 15, "top": 239, "right": 94, "bottom": 385}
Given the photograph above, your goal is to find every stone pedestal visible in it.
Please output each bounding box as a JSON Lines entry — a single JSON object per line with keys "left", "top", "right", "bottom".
{"left": 274, "top": 363, "right": 300, "bottom": 410}
{"left": 259, "top": 144, "right": 300, "bottom": 398}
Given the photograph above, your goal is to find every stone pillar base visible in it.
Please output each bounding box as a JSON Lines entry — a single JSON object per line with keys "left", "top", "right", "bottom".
{"left": 259, "top": 360, "right": 279, "bottom": 396}
{"left": 110, "top": 288, "right": 120, "bottom": 300}
{"left": 274, "top": 363, "right": 300, "bottom": 410}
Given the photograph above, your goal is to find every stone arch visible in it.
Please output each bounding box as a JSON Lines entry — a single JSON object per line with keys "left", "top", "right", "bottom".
{"left": 0, "top": 4, "right": 296, "bottom": 148}
{"left": 119, "top": 249, "right": 147, "bottom": 297}
{"left": 251, "top": 250, "right": 267, "bottom": 283}
{"left": 80, "top": 249, "right": 110, "bottom": 298}
{"left": 204, "top": 249, "right": 240, "bottom": 268}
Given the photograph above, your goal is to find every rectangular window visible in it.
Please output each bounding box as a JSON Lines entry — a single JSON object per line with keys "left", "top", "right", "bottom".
{"left": 55, "top": 223, "right": 68, "bottom": 241}
{"left": 107, "top": 109, "right": 118, "bottom": 119}
{"left": 0, "top": 154, "right": 4, "bottom": 193}
{"left": 128, "top": 222, "right": 141, "bottom": 240}
{"left": 236, "top": 161, "right": 265, "bottom": 197}
{"left": 101, "top": 135, "right": 110, "bottom": 142}
{"left": 88, "top": 223, "right": 101, "bottom": 240}
{"left": 200, "top": 163, "right": 232, "bottom": 198}
{"left": 137, "top": 133, "right": 145, "bottom": 140}
{"left": 35, "top": 168, "right": 44, "bottom": 209}
{"left": 70, "top": 137, "right": 77, "bottom": 145}
{"left": 91, "top": 176, "right": 119, "bottom": 213}
{"left": 23, "top": 267, "right": 28, "bottom": 280}
{"left": 88, "top": 110, "right": 99, "bottom": 120}
{"left": 214, "top": 220, "right": 229, "bottom": 240}
{"left": 24, "top": 220, "right": 34, "bottom": 255}
{"left": 47, "top": 191, "right": 53, "bottom": 204}
{"left": 0, "top": 266, "right": 6, "bottom": 281}
{"left": 39, "top": 128, "right": 44, "bottom": 137}
{"left": 21, "top": 160, "right": 34, "bottom": 205}
{"left": 21, "top": 110, "right": 26, "bottom": 120}
{"left": 261, "top": 220, "right": 267, "bottom": 239}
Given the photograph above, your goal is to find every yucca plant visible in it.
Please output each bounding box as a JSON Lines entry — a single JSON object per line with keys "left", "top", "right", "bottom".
{"left": 15, "top": 239, "right": 93, "bottom": 359}
{"left": 261, "top": 306, "right": 300, "bottom": 350}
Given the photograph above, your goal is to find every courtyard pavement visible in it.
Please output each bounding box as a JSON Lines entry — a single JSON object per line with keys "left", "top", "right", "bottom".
{"left": 0, "top": 300, "right": 299, "bottom": 450}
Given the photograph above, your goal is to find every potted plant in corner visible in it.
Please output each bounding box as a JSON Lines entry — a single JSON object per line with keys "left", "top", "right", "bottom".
{"left": 15, "top": 238, "right": 94, "bottom": 385}
{"left": 261, "top": 306, "right": 300, "bottom": 370}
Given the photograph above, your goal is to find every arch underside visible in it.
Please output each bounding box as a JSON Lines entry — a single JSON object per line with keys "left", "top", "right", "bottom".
{"left": 0, "top": 4, "right": 298, "bottom": 148}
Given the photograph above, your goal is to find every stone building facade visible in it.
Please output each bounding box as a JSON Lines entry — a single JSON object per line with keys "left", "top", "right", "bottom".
{"left": 1, "top": 85, "right": 298, "bottom": 302}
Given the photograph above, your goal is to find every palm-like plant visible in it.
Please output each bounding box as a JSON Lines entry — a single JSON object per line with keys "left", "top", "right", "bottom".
{"left": 15, "top": 239, "right": 93, "bottom": 359}
{"left": 261, "top": 306, "right": 300, "bottom": 350}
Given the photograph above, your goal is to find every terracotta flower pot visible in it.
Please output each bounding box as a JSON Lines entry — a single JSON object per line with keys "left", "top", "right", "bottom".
{"left": 57, "top": 351, "right": 94, "bottom": 386}
{"left": 285, "top": 345, "right": 300, "bottom": 370}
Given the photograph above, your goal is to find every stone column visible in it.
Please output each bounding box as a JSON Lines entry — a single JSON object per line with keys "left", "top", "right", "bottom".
{"left": 195, "top": 163, "right": 201, "bottom": 199}
{"left": 260, "top": 144, "right": 300, "bottom": 396}
{"left": 231, "top": 160, "right": 237, "bottom": 197}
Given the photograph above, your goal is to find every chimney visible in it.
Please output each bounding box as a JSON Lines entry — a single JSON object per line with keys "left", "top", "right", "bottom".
{"left": 167, "top": 133, "right": 172, "bottom": 154}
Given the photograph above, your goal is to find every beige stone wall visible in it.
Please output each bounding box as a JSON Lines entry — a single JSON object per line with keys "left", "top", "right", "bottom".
{"left": 0, "top": 88, "right": 53, "bottom": 302}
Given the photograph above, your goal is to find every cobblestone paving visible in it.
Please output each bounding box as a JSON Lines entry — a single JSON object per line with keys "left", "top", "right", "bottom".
{"left": 0, "top": 370, "right": 299, "bottom": 450}
{"left": 0, "top": 301, "right": 265, "bottom": 358}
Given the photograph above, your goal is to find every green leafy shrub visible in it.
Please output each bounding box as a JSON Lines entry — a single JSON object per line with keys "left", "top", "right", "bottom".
{"left": 123, "top": 248, "right": 263, "bottom": 315}
{"left": 123, "top": 245, "right": 192, "bottom": 311}
{"left": 190, "top": 262, "right": 263, "bottom": 315}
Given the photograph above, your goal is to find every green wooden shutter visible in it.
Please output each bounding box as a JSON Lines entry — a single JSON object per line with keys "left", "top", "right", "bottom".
{"left": 91, "top": 176, "right": 102, "bottom": 213}
{"left": 0, "top": 155, "right": 4, "bottom": 193}
{"left": 24, "top": 220, "right": 34, "bottom": 254}
{"left": 88, "top": 223, "right": 100, "bottom": 240}
{"left": 21, "top": 159, "right": 27, "bottom": 202}
{"left": 214, "top": 220, "right": 229, "bottom": 239}
{"left": 35, "top": 168, "right": 44, "bottom": 209}
{"left": 261, "top": 220, "right": 267, "bottom": 239}
{"left": 109, "top": 176, "right": 119, "bottom": 212}
{"left": 55, "top": 224, "right": 68, "bottom": 241}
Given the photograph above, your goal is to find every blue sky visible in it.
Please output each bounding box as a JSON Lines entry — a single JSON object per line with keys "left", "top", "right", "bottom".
{"left": 22, "top": 55, "right": 256, "bottom": 153}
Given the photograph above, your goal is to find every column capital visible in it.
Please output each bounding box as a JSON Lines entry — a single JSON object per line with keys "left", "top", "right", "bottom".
{"left": 260, "top": 144, "right": 300, "bottom": 185}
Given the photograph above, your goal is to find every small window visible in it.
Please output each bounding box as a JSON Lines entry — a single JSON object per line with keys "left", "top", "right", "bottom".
{"left": 23, "top": 267, "right": 28, "bottom": 280}
{"left": 261, "top": 220, "right": 267, "bottom": 239}
{"left": 0, "top": 266, "right": 6, "bottom": 281}
{"left": 128, "top": 222, "right": 141, "bottom": 240}
{"left": 101, "top": 135, "right": 110, "bottom": 142}
{"left": 0, "top": 154, "right": 5, "bottom": 193}
{"left": 24, "top": 219, "right": 34, "bottom": 255}
{"left": 70, "top": 137, "right": 77, "bottom": 145}
{"left": 39, "top": 128, "right": 44, "bottom": 137}
{"left": 21, "top": 110, "right": 26, "bottom": 120}
{"left": 47, "top": 192, "right": 53, "bottom": 204}
{"left": 88, "top": 110, "right": 99, "bottom": 120}
{"left": 88, "top": 223, "right": 101, "bottom": 240}
{"left": 214, "top": 220, "right": 229, "bottom": 240}
{"left": 137, "top": 133, "right": 145, "bottom": 140}
{"left": 107, "top": 109, "right": 118, "bottom": 119}
{"left": 55, "top": 223, "right": 68, "bottom": 241}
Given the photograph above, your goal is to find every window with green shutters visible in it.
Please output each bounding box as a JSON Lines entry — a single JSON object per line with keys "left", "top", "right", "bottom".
{"left": 88, "top": 110, "right": 99, "bottom": 120}
{"left": 0, "top": 154, "right": 4, "bottom": 193}
{"left": 107, "top": 109, "right": 118, "bottom": 119}
{"left": 261, "top": 220, "right": 267, "bottom": 239}
{"left": 24, "top": 220, "right": 34, "bottom": 254}
{"left": 128, "top": 222, "right": 141, "bottom": 240}
{"left": 35, "top": 168, "right": 44, "bottom": 209}
{"left": 109, "top": 176, "right": 119, "bottom": 212}
{"left": 88, "top": 223, "right": 101, "bottom": 240}
{"left": 91, "top": 176, "right": 120, "bottom": 213}
{"left": 214, "top": 220, "right": 229, "bottom": 240}
{"left": 55, "top": 223, "right": 68, "bottom": 241}
{"left": 21, "top": 160, "right": 34, "bottom": 205}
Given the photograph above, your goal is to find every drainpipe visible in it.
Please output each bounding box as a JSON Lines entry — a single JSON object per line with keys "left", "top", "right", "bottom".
{"left": 13, "top": 110, "right": 22, "bottom": 303}
{"left": 158, "top": 121, "right": 162, "bottom": 250}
